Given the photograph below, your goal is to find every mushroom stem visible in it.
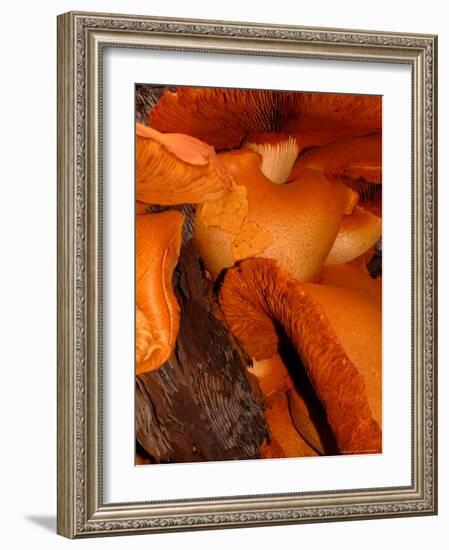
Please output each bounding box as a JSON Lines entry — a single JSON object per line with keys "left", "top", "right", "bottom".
{"left": 149, "top": 87, "right": 381, "bottom": 152}
{"left": 263, "top": 392, "right": 319, "bottom": 458}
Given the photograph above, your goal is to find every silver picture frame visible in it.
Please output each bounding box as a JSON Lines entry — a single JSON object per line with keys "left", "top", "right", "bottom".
{"left": 57, "top": 11, "right": 438, "bottom": 538}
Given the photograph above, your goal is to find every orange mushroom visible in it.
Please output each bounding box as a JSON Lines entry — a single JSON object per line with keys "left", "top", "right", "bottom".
{"left": 136, "top": 200, "right": 149, "bottom": 215}
{"left": 324, "top": 207, "right": 382, "bottom": 265}
{"left": 194, "top": 149, "right": 358, "bottom": 281}
{"left": 136, "top": 210, "right": 184, "bottom": 375}
{"left": 144, "top": 87, "right": 382, "bottom": 281}
{"left": 290, "top": 134, "right": 381, "bottom": 181}
{"left": 136, "top": 122, "right": 233, "bottom": 205}
{"left": 287, "top": 386, "right": 337, "bottom": 455}
{"left": 291, "top": 133, "right": 382, "bottom": 213}
{"left": 253, "top": 352, "right": 338, "bottom": 457}
{"left": 290, "top": 134, "right": 382, "bottom": 264}
{"left": 138, "top": 86, "right": 383, "bottom": 458}
{"left": 219, "top": 258, "right": 382, "bottom": 454}
{"left": 150, "top": 87, "right": 381, "bottom": 154}
{"left": 319, "top": 261, "right": 382, "bottom": 298}
{"left": 262, "top": 391, "right": 319, "bottom": 458}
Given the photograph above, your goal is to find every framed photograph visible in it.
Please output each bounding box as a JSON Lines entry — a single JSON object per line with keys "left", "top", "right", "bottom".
{"left": 57, "top": 11, "right": 438, "bottom": 538}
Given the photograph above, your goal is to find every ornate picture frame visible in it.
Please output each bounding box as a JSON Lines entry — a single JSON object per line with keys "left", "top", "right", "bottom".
{"left": 57, "top": 11, "right": 438, "bottom": 538}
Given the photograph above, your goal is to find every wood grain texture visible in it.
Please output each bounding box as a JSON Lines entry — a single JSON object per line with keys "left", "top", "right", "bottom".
{"left": 136, "top": 240, "right": 268, "bottom": 463}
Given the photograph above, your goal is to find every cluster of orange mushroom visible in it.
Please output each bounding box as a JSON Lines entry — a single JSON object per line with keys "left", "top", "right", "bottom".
{"left": 136, "top": 86, "right": 382, "bottom": 459}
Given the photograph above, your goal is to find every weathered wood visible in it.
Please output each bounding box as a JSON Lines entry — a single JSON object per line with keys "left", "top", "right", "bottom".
{"left": 136, "top": 240, "right": 268, "bottom": 463}
{"left": 147, "top": 203, "right": 195, "bottom": 242}
{"left": 135, "top": 84, "right": 171, "bottom": 124}
{"left": 368, "top": 238, "right": 382, "bottom": 278}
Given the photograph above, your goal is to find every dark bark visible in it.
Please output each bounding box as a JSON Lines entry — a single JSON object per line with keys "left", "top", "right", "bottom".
{"left": 368, "top": 239, "right": 382, "bottom": 278}
{"left": 147, "top": 203, "right": 196, "bottom": 242}
{"left": 136, "top": 240, "right": 268, "bottom": 464}
{"left": 135, "top": 84, "right": 174, "bottom": 124}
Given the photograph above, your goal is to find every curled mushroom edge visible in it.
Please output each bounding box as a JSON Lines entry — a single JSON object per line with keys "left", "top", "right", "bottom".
{"left": 219, "top": 257, "right": 382, "bottom": 456}
{"left": 135, "top": 210, "right": 185, "bottom": 375}
{"left": 136, "top": 122, "right": 234, "bottom": 206}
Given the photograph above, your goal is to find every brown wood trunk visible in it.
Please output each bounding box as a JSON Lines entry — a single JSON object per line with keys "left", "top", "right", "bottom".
{"left": 136, "top": 240, "right": 268, "bottom": 464}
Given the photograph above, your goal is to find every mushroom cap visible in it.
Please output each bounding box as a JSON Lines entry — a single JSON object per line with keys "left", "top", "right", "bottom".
{"left": 135, "top": 200, "right": 149, "bottom": 215}
{"left": 325, "top": 207, "right": 382, "bottom": 265}
{"left": 289, "top": 133, "right": 383, "bottom": 262}
{"left": 249, "top": 262, "right": 380, "bottom": 456}
{"left": 219, "top": 257, "right": 382, "bottom": 454}
{"left": 136, "top": 210, "right": 184, "bottom": 374}
{"left": 319, "top": 261, "right": 382, "bottom": 298}
{"left": 149, "top": 87, "right": 381, "bottom": 152}
{"left": 136, "top": 122, "right": 232, "bottom": 205}
{"left": 194, "top": 149, "right": 357, "bottom": 281}
{"left": 302, "top": 274, "right": 382, "bottom": 428}
{"left": 290, "top": 133, "right": 382, "bottom": 215}
{"left": 291, "top": 134, "right": 381, "bottom": 180}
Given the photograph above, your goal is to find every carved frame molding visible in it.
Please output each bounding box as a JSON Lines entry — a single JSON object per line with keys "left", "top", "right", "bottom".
{"left": 57, "top": 11, "right": 437, "bottom": 538}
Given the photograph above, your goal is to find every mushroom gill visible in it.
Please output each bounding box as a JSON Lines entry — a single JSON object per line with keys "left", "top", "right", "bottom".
{"left": 149, "top": 87, "right": 381, "bottom": 153}
{"left": 219, "top": 258, "right": 382, "bottom": 454}
{"left": 245, "top": 134, "right": 300, "bottom": 184}
{"left": 136, "top": 210, "right": 184, "bottom": 375}
{"left": 194, "top": 149, "right": 358, "bottom": 281}
{"left": 145, "top": 87, "right": 381, "bottom": 279}
{"left": 136, "top": 122, "right": 233, "bottom": 205}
